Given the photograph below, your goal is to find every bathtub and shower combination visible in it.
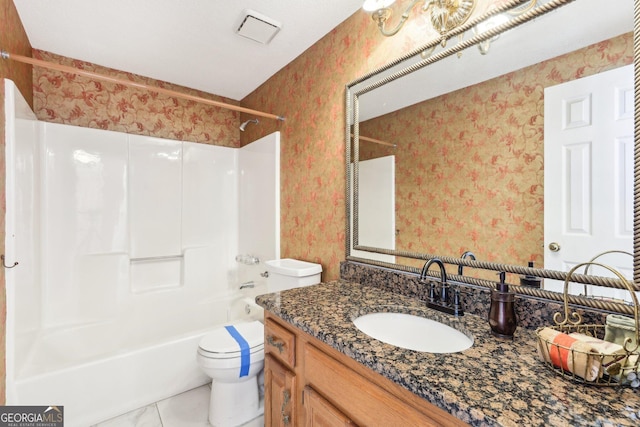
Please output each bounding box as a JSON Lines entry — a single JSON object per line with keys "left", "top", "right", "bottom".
{"left": 4, "top": 80, "right": 279, "bottom": 426}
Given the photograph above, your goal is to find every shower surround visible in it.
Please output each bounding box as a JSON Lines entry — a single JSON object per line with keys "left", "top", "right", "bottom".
{"left": 4, "top": 80, "right": 280, "bottom": 426}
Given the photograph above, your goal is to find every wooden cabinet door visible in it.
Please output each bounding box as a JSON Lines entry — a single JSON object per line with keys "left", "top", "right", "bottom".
{"left": 265, "top": 354, "right": 296, "bottom": 427}
{"left": 303, "top": 386, "right": 357, "bottom": 427}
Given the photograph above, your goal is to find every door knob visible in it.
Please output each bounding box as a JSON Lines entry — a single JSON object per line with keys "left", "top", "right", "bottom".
{"left": 548, "top": 242, "right": 561, "bottom": 252}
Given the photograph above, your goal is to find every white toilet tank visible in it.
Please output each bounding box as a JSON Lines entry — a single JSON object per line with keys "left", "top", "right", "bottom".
{"left": 265, "top": 258, "right": 322, "bottom": 292}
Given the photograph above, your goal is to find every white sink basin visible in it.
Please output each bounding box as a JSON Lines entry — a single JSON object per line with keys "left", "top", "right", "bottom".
{"left": 353, "top": 312, "right": 473, "bottom": 353}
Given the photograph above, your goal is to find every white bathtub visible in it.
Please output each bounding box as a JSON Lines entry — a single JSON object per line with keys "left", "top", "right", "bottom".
{"left": 9, "top": 294, "right": 263, "bottom": 427}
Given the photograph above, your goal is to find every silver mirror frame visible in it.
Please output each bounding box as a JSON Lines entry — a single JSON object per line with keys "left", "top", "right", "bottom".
{"left": 344, "top": 0, "right": 640, "bottom": 316}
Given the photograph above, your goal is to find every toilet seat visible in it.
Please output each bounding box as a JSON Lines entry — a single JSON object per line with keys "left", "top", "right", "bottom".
{"left": 198, "top": 320, "right": 264, "bottom": 359}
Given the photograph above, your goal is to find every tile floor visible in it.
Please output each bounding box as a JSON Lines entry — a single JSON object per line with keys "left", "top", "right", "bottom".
{"left": 92, "top": 384, "right": 264, "bottom": 427}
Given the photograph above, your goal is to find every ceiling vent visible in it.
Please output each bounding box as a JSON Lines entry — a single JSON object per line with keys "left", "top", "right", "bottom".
{"left": 236, "top": 10, "right": 281, "bottom": 44}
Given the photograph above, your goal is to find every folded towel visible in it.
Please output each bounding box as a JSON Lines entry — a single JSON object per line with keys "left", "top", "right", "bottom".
{"left": 569, "top": 332, "right": 630, "bottom": 376}
{"left": 604, "top": 314, "right": 638, "bottom": 350}
{"left": 537, "top": 328, "right": 626, "bottom": 381}
{"left": 537, "top": 328, "right": 599, "bottom": 381}
{"left": 569, "top": 332, "right": 627, "bottom": 355}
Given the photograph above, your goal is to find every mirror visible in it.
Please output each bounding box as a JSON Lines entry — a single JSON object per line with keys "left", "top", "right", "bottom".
{"left": 346, "top": 0, "right": 638, "bottom": 307}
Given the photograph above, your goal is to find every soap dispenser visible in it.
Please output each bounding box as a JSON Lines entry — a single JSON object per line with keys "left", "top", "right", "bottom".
{"left": 489, "top": 272, "right": 517, "bottom": 339}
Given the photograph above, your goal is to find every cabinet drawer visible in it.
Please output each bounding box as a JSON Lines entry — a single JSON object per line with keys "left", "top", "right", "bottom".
{"left": 265, "top": 318, "right": 296, "bottom": 368}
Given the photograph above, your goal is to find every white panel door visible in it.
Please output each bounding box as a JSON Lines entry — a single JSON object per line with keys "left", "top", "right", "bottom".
{"left": 544, "top": 64, "right": 633, "bottom": 299}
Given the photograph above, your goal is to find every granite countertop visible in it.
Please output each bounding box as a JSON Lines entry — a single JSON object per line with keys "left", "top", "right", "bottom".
{"left": 256, "top": 280, "right": 640, "bottom": 427}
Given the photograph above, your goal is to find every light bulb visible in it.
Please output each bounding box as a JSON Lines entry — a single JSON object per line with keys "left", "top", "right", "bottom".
{"left": 362, "top": 0, "right": 395, "bottom": 12}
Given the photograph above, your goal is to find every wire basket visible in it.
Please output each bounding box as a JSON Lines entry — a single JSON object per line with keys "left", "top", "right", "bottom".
{"left": 535, "top": 262, "right": 640, "bottom": 387}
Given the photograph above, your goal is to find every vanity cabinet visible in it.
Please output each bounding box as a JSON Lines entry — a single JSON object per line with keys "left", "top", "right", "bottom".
{"left": 264, "top": 312, "right": 468, "bottom": 427}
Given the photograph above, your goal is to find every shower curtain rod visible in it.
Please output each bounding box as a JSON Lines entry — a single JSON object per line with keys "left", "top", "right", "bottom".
{"left": 1, "top": 51, "right": 286, "bottom": 122}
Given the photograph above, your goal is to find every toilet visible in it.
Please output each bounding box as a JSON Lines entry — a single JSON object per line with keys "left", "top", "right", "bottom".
{"left": 197, "top": 321, "right": 265, "bottom": 427}
{"left": 197, "top": 258, "right": 322, "bottom": 427}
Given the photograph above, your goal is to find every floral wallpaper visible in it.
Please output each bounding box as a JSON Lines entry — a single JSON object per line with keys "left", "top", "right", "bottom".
{"left": 0, "top": 0, "right": 33, "bottom": 405}
{"left": 360, "top": 33, "right": 634, "bottom": 271}
{"left": 33, "top": 50, "right": 241, "bottom": 147}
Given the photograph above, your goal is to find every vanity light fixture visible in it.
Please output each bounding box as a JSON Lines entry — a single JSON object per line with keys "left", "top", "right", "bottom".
{"left": 364, "top": 0, "right": 539, "bottom": 56}
{"left": 362, "top": 0, "right": 476, "bottom": 38}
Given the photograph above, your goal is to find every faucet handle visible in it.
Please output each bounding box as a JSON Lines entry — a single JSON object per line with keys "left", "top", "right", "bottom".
{"left": 453, "top": 286, "right": 461, "bottom": 306}
{"left": 236, "top": 254, "right": 260, "bottom": 265}
{"left": 428, "top": 281, "right": 436, "bottom": 302}
{"left": 240, "top": 281, "right": 255, "bottom": 289}
{"left": 441, "top": 282, "right": 450, "bottom": 304}
{"left": 453, "top": 287, "right": 464, "bottom": 316}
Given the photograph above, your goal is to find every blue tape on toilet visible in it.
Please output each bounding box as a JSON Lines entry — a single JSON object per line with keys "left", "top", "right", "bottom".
{"left": 224, "top": 325, "right": 250, "bottom": 377}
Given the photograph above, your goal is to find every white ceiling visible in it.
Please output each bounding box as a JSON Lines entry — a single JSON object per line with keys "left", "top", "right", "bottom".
{"left": 13, "top": 0, "right": 364, "bottom": 101}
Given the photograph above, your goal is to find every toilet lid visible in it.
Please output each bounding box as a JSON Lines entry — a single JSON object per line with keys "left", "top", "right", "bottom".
{"left": 199, "top": 320, "right": 264, "bottom": 354}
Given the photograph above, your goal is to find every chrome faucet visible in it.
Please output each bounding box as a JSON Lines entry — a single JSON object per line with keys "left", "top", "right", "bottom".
{"left": 458, "top": 250, "right": 476, "bottom": 276}
{"left": 420, "top": 258, "right": 463, "bottom": 317}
